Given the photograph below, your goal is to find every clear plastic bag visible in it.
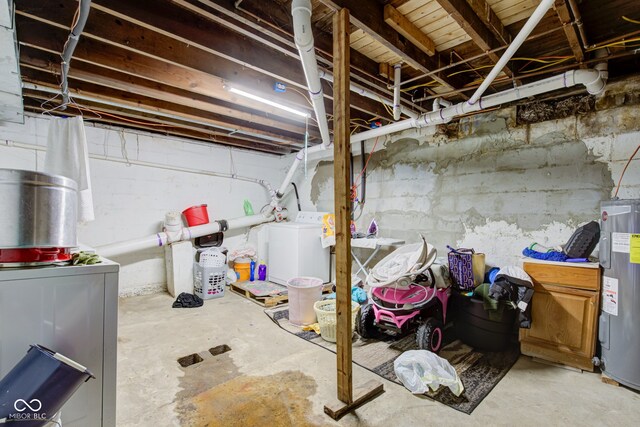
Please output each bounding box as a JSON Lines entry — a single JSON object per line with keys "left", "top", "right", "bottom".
{"left": 393, "top": 350, "right": 464, "bottom": 396}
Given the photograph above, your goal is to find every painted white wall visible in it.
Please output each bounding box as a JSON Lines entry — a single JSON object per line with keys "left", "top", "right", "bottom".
{"left": 0, "top": 114, "right": 292, "bottom": 296}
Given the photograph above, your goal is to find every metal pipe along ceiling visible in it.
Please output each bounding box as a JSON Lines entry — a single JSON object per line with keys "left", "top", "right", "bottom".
{"left": 60, "top": 0, "right": 92, "bottom": 109}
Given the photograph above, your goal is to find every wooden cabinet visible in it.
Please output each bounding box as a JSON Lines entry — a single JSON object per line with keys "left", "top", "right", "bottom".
{"left": 519, "top": 261, "right": 601, "bottom": 371}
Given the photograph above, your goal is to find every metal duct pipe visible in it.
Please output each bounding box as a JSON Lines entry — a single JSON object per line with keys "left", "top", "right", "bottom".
{"left": 60, "top": 0, "right": 92, "bottom": 109}
{"left": 292, "top": 0, "right": 332, "bottom": 148}
{"left": 468, "top": 0, "right": 555, "bottom": 105}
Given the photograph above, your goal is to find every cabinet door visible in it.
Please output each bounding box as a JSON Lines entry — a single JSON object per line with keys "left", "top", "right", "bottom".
{"left": 520, "top": 283, "right": 598, "bottom": 362}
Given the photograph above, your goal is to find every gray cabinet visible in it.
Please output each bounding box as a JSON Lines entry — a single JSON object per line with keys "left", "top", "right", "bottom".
{"left": 0, "top": 260, "right": 118, "bottom": 426}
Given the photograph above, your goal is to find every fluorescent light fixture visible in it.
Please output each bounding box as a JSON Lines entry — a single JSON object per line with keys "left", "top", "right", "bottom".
{"left": 228, "top": 87, "right": 311, "bottom": 118}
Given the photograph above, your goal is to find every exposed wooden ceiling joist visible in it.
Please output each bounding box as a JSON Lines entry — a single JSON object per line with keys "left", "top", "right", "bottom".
{"left": 316, "top": 0, "right": 467, "bottom": 91}
{"left": 191, "top": 0, "right": 420, "bottom": 110}
{"left": 19, "top": 45, "right": 311, "bottom": 143}
{"left": 383, "top": 4, "right": 437, "bottom": 56}
{"left": 434, "top": 0, "right": 514, "bottom": 78}
{"left": 21, "top": 66, "right": 301, "bottom": 149}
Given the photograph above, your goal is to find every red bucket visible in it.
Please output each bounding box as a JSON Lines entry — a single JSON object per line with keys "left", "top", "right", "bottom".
{"left": 182, "top": 204, "right": 209, "bottom": 226}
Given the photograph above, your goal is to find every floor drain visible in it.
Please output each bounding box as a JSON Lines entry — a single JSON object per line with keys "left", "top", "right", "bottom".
{"left": 209, "top": 344, "right": 231, "bottom": 356}
{"left": 177, "top": 353, "right": 204, "bottom": 368}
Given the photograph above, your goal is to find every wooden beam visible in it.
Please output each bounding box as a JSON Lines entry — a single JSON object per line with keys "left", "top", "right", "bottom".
{"left": 14, "top": 5, "right": 316, "bottom": 119}
{"left": 19, "top": 44, "right": 308, "bottom": 141}
{"left": 379, "top": 62, "right": 392, "bottom": 79}
{"left": 317, "top": 0, "right": 466, "bottom": 91}
{"left": 214, "top": 0, "right": 384, "bottom": 84}
{"left": 171, "top": 0, "right": 403, "bottom": 118}
{"left": 326, "top": 12, "right": 384, "bottom": 414}
{"left": 88, "top": 0, "right": 393, "bottom": 119}
{"left": 466, "top": 0, "right": 511, "bottom": 45}
{"left": 22, "top": 98, "right": 292, "bottom": 155}
{"left": 20, "top": 68, "right": 300, "bottom": 148}
{"left": 435, "top": 0, "right": 514, "bottom": 78}
{"left": 332, "top": 7, "right": 353, "bottom": 406}
{"left": 554, "top": 0, "right": 585, "bottom": 64}
{"left": 384, "top": 4, "right": 436, "bottom": 56}
{"left": 324, "top": 379, "right": 385, "bottom": 420}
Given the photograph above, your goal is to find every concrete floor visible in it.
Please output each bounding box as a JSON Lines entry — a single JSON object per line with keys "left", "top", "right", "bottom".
{"left": 117, "top": 291, "right": 640, "bottom": 426}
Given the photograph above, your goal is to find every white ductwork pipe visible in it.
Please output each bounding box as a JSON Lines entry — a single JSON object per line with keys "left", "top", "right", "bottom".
{"left": 97, "top": 210, "right": 285, "bottom": 258}
{"left": 292, "top": 0, "right": 332, "bottom": 149}
{"left": 351, "top": 66, "right": 607, "bottom": 143}
{"left": 393, "top": 64, "right": 402, "bottom": 121}
{"left": 468, "top": 0, "right": 555, "bottom": 105}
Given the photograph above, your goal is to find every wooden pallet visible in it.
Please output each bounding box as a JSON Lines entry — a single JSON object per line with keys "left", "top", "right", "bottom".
{"left": 229, "top": 281, "right": 334, "bottom": 307}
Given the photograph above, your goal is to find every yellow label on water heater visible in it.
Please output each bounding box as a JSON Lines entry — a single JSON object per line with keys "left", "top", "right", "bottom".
{"left": 630, "top": 234, "right": 640, "bottom": 264}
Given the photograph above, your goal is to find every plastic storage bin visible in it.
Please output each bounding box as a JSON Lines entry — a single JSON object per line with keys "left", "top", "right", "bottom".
{"left": 313, "top": 300, "right": 360, "bottom": 342}
{"left": 286, "top": 277, "right": 324, "bottom": 326}
{"left": 0, "top": 344, "right": 94, "bottom": 427}
{"left": 194, "top": 248, "right": 227, "bottom": 300}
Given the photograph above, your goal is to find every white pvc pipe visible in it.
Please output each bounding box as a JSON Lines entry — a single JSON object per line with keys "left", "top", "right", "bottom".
{"left": 468, "top": 0, "right": 555, "bottom": 105}
{"left": 97, "top": 211, "right": 282, "bottom": 258}
{"left": 393, "top": 64, "right": 402, "bottom": 121}
{"left": 292, "top": 0, "right": 332, "bottom": 148}
{"left": 318, "top": 69, "right": 420, "bottom": 119}
{"left": 351, "top": 67, "right": 606, "bottom": 143}
{"left": 275, "top": 143, "right": 327, "bottom": 197}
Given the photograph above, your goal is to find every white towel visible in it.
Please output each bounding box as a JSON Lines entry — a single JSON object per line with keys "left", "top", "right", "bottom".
{"left": 44, "top": 116, "right": 95, "bottom": 223}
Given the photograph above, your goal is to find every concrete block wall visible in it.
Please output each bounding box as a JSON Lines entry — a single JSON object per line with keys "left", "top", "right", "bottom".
{"left": 294, "top": 76, "right": 640, "bottom": 269}
{"left": 0, "top": 114, "right": 290, "bottom": 296}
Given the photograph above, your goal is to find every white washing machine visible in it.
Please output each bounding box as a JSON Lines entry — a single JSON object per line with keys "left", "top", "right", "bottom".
{"left": 268, "top": 211, "right": 330, "bottom": 285}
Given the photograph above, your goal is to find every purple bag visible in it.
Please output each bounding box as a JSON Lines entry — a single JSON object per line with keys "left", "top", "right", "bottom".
{"left": 447, "top": 246, "right": 476, "bottom": 291}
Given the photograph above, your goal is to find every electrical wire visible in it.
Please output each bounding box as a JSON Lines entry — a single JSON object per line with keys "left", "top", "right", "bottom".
{"left": 290, "top": 182, "right": 301, "bottom": 211}
{"left": 586, "top": 36, "right": 640, "bottom": 51}
{"left": 614, "top": 144, "right": 640, "bottom": 198}
{"left": 286, "top": 86, "right": 313, "bottom": 107}
{"left": 622, "top": 16, "right": 640, "bottom": 25}
{"left": 401, "top": 80, "right": 439, "bottom": 93}
{"left": 350, "top": 136, "right": 380, "bottom": 202}
{"left": 73, "top": 104, "right": 176, "bottom": 127}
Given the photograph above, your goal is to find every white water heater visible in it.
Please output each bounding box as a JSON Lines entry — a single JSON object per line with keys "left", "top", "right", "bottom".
{"left": 268, "top": 212, "right": 330, "bottom": 285}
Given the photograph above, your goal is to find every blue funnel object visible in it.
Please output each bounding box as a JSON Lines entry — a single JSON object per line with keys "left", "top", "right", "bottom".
{"left": 0, "top": 345, "right": 94, "bottom": 427}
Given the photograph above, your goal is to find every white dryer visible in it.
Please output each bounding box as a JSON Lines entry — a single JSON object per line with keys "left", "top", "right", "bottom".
{"left": 268, "top": 211, "right": 330, "bottom": 285}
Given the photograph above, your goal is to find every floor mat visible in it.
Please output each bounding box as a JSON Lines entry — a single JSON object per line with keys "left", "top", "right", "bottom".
{"left": 265, "top": 306, "right": 520, "bottom": 414}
